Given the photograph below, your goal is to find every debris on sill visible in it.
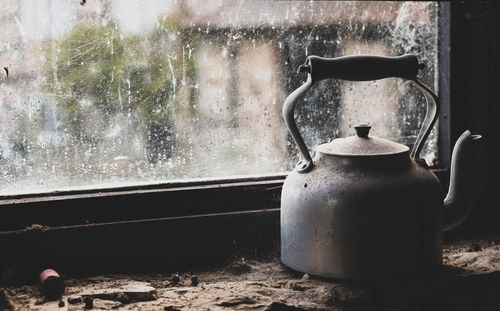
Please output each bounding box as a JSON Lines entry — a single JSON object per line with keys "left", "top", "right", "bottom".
{"left": 229, "top": 257, "right": 252, "bottom": 274}
{"left": 3, "top": 237, "right": 500, "bottom": 310}
{"left": 169, "top": 274, "right": 181, "bottom": 287}
{"left": 190, "top": 275, "right": 198, "bottom": 287}
{"left": 25, "top": 224, "right": 50, "bottom": 233}
{"left": 39, "top": 268, "right": 65, "bottom": 301}
{"left": 0, "top": 288, "right": 16, "bottom": 311}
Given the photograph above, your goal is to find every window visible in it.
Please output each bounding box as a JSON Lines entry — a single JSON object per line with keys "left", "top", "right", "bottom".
{"left": 0, "top": 1, "right": 439, "bottom": 196}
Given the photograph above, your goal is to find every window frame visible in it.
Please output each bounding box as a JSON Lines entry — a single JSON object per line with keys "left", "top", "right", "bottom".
{"left": 0, "top": 2, "right": 450, "bottom": 231}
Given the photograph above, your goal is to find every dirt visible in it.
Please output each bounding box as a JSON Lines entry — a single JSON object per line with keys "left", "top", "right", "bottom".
{"left": 0, "top": 288, "right": 17, "bottom": 311}
{"left": 2, "top": 236, "right": 500, "bottom": 310}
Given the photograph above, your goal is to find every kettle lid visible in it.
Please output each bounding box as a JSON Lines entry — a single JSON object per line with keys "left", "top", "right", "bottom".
{"left": 316, "top": 124, "right": 409, "bottom": 157}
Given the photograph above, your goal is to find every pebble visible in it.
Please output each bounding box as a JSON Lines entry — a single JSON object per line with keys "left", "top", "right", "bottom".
{"left": 191, "top": 275, "right": 199, "bottom": 287}
{"left": 171, "top": 274, "right": 181, "bottom": 286}
{"left": 68, "top": 295, "right": 82, "bottom": 304}
{"left": 84, "top": 296, "right": 93, "bottom": 309}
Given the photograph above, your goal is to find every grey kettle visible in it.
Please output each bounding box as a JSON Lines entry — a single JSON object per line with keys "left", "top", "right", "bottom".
{"left": 280, "top": 55, "right": 481, "bottom": 279}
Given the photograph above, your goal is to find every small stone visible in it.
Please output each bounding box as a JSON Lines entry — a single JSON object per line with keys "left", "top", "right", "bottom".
{"left": 58, "top": 300, "right": 65, "bottom": 307}
{"left": 469, "top": 243, "right": 482, "bottom": 252}
{"left": 84, "top": 297, "right": 93, "bottom": 309}
{"left": 191, "top": 275, "right": 199, "bottom": 287}
{"left": 302, "top": 274, "right": 310, "bottom": 280}
{"left": 35, "top": 297, "right": 46, "bottom": 305}
{"left": 171, "top": 274, "right": 181, "bottom": 286}
{"left": 68, "top": 296, "right": 82, "bottom": 304}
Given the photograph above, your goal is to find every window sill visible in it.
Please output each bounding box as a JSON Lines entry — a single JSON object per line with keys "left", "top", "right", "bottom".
{"left": 4, "top": 231, "right": 500, "bottom": 310}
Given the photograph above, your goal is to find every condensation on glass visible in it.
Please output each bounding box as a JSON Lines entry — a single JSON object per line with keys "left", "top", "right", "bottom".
{"left": 0, "top": 1, "right": 439, "bottom": 195}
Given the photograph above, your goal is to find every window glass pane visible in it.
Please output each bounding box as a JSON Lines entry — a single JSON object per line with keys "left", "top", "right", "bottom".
{"left": 0, "top": 1, "right": 438, "bottom": 195}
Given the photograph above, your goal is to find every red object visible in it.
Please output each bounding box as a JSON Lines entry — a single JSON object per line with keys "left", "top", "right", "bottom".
{"left": 39, "top": 269, "right": 65, "bottom": 300}
{"left": 40, "top": 269, "right": 60, "bottom": 284}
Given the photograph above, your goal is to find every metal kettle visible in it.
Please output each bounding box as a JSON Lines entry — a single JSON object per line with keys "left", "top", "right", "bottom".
{"left": 280, "top": 55, "right": 481, "bottom": 279}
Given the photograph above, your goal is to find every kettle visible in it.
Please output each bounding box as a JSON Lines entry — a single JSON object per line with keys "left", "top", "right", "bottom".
{"left": 280, "top": 55, "right": 481, "bottom": 279}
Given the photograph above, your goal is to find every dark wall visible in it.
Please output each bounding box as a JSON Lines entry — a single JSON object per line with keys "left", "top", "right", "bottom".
{"left": 449, "top": 1, "right": 500, "bottom": 235}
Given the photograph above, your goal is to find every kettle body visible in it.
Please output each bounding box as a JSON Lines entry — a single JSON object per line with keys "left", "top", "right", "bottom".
{"left": 281, "top": 146, "right": 443, "bottom": 279}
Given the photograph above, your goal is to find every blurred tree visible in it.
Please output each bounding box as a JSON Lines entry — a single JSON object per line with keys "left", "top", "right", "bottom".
{"left": 42, "top": 22, "right": 181, "bottom": 162}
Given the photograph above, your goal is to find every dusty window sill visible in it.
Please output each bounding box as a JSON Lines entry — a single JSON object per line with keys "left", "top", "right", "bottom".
{"left": 3, "top": 235, "right": 500, "bottom": 311}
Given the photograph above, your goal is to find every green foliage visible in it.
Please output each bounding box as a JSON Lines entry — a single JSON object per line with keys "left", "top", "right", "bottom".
{"left": 42, "top": 22, "right": 181, "bottom": 136}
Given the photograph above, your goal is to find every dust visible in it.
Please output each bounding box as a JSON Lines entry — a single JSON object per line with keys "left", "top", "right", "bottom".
{"left": 4, "top": 237, "right": 500, "bottom": 310}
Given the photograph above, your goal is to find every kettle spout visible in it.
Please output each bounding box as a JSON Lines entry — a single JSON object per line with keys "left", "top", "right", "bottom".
{"left": 443, "top": 130, "right": 481, "bottom": 231}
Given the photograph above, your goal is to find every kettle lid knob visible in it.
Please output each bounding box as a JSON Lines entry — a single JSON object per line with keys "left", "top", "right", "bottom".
{"left": 354, "top": 124, "right": 371, "bottom": 138}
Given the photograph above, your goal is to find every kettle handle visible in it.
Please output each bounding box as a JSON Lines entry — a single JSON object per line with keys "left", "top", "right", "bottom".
{"left": 300, "top": 54, "right": 421, "bottom": 82}
{"left": 283, "top": 54, "right": 439, "bottom": 173}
